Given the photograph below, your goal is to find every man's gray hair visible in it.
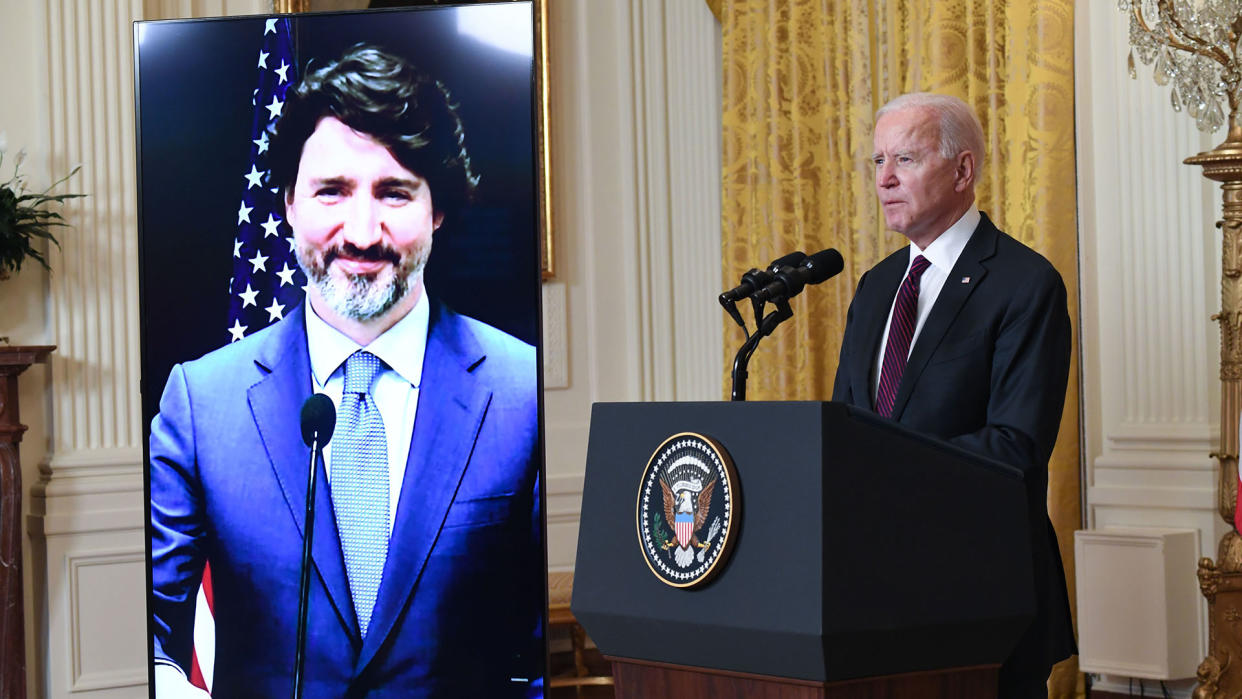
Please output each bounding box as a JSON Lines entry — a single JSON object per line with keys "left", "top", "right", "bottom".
{"left": 876, "top": 92, "right": 985, "bottom": 164}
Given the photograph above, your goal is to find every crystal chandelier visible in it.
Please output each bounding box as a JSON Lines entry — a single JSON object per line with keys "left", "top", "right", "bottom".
{"left": 1120, "top": 0, "right": 1242, "bottom": 133}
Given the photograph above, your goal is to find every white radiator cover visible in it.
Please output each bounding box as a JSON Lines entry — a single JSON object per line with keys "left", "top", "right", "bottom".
{"left": 1075, "top": 528, "right": 1201, "bottom": 680}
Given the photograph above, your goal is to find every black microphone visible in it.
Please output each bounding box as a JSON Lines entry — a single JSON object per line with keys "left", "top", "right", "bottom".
{"left": 300, "top": 393, "right": 336, "bottom": 446}
{"left": 295, "top": 393, "right": 335, "bottom": 699}
{"left": 719, "top": 251, "right": 807, "bottom": 304}
{"left": 751, "top": 248, "right": 845, "bottom": 303}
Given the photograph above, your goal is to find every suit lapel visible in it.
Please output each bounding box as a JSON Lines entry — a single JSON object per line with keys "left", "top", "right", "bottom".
{"left": 356, "top": 302, "right": 493, "bottom": 673}
{"left": 890, "top": 215, "right": 998, "bottom": 420}
{"left": 247, "top": 305, "right": 357, "bottom": 639}
{"left": 851, "top": 252, "right": 908, "bottom": 408}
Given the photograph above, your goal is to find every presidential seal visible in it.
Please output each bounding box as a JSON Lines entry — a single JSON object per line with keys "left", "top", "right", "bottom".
{"left": 636, "top": 432, "right": 739, "bottom": 588}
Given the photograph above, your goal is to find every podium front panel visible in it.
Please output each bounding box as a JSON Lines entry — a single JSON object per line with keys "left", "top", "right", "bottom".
{"left": 572, "top": 401, "right": 1035, "bottom": 682}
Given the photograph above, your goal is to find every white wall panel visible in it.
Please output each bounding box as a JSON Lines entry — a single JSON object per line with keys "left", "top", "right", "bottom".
{"left": 1076, "top": 0, "right": 1226, "bottom": 691}
{"left": 541, "top": 0, "right": 722, "bottom": 571}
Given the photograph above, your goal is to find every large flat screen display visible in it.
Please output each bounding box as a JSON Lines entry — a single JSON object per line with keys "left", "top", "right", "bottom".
{"left": 134, "top": 5, "right": 545, "bottom": 696}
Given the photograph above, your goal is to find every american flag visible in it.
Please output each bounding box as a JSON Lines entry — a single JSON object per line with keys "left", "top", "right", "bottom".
{"left": 192, "top": 17, "right": 300, "bottom": 694}
{"left": 226, "top": 16, "right": 304, "bottom": 347}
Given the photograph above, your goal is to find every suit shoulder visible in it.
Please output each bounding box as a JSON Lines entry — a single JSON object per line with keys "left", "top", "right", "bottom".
{"left": 448, "top": 312, "right": 537, "bottom": 396}
{"left": 177, "top": 315, "right": 284, "bottom": 372}
{"left": 991, "top": 229, "right": 1065, "bottom": 288}
{"left": 456, "top": 314, "right": 535, "bottom": 367}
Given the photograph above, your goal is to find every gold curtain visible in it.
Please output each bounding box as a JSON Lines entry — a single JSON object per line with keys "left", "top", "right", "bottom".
{"left": 719, "top": 0, "right": 1081, "bottom": 695}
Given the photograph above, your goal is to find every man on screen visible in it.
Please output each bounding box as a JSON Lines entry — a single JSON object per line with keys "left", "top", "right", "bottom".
{"left": 149, "top": 44, "right": 542, "bottom": 697}
{"left": 831, "top": 93, "right": 1076, "bottom": 697}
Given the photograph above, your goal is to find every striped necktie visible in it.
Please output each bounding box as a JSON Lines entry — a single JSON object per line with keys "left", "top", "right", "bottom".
{"left": 331, "top": 350, "right": 390, "bottom": 637}
{"left": 875, "top": 255, "right": 931, "bottom": 418}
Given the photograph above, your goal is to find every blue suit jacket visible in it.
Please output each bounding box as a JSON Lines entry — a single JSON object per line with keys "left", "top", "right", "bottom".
{"left": 149, "top": 301, "right": 542, "bottom": 697}
{"left": 832, "top": 213, "right": 1076, "bottom": 680}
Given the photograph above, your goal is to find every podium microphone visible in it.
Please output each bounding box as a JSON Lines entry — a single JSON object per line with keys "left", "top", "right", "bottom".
{"left": 295, "top": 394, "right": 335, "bottom": 699}
{"left": 719, "top": 251, "right": 807, "bottom": 304}
{"left": 751, "top": 248, "right": 845, "bottom": 303}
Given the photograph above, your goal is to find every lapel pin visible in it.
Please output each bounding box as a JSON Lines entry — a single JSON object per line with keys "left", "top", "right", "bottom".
{"left": 960, "top": 276, "right": 971, "bottom": 284}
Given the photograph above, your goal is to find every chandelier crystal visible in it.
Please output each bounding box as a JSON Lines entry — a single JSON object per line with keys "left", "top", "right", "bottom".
{"left": 1119, "top": 0, "right": 1242, "bottom": 133}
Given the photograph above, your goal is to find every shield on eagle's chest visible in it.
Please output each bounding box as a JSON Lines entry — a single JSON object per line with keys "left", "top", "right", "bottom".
{"left": 674, "top": 512, "right": 693, "bottom": 549}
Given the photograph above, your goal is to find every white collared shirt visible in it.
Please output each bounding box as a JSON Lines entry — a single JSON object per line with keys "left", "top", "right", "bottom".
{"left": 871, "top": 206, "right": 980, "bottom": 402}
{"left": 305, "top": 293, "right": 430, "bottom": 531}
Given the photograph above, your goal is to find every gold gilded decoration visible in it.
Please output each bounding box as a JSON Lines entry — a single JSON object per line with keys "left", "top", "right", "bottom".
{"left": 271, "top": 0, "right": 309, "bottom": 13}
{"left": 1194, "top": 652, "right": 1227, "bottom": 699}
{"left": 1184, "top": 74, "right": 1242, "bottom": 691}
{"left": 721, "top": 0, "right": 1079, "bottom": 693}
{"left": 1195, "top": 552, "right": 1242, "bottom": 698}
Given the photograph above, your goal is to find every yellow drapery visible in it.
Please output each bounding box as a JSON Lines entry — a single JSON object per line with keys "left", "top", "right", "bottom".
{"left": 719, "top": 1, "right": 1081, "bottom": 695}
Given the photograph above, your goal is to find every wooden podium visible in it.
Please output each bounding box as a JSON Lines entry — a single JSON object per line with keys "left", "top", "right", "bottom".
{"left": 0, "top": 345, "right": 53, "bottom": 699}
{"left": 573, "top": 401, "right": 1033, "bottom": 699}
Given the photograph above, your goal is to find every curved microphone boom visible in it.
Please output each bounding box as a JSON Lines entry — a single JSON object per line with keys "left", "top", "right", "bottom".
{"left": 295, "top": 393, "right": 335, "bottom": 699}
{"left": 751, "top": 248, "right": 845, "bottom": 303}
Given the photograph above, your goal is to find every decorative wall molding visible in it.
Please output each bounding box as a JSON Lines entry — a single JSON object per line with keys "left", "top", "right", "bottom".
{"left": 67, "top": 550, "right": 147, "bottom": 692}
{"left": 627, "top": 0, "right": 723, "bottom": 403}
{"left": 1076, "top": 3, "right": 1227, "bottom": 686}
{"left": 1078, "top": 3, "right": 1220, "bottom": 527}
{"left": 542, "top": 281, "right": 569, "bottom": 389}
{"left": 540, "top": 0, "right": 722, "bottom": 572}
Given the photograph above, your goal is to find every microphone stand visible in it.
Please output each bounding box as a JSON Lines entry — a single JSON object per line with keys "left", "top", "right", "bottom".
{"left": 730, "top": 295, "right": 793, "bottom": 401}
{"left": 293, "top": 433, "right": 322, "bottom": 699}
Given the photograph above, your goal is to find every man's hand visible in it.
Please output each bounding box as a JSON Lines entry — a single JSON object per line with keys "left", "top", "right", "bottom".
{"left": 155, "top": 663, "right": 211, "bottom": 699}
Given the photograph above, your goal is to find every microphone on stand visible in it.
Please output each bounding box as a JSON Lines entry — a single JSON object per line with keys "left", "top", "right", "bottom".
{"left": 294, "top": 394, "right": 335, "bottom": 699}
{"left": 720, "top": 251, "right": 808, "bottom": 330}
{"left": 719, "top": 251, "right": 808, "bottom": 304}
{"left": 750, "top": 248, "right": 845, "bottom": 303}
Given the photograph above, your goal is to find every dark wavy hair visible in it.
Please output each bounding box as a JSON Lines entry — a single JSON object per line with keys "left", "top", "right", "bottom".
{"left": 268, "top": 44, "right": 478, "bottom": 224}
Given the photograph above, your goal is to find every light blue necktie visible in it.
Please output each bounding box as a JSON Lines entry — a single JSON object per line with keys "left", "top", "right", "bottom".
{"left": 331, "top": 350, "right": 390, "bottom": 637}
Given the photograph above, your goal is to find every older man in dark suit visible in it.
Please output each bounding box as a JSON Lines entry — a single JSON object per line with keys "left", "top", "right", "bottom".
{"left": 832, "top": 92, "right": 1076, "bottom": 697}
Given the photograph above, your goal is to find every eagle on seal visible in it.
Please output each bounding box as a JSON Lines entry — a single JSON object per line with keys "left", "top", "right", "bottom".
{"left": 660, "top": 478, "right": 716, "bottom": 567}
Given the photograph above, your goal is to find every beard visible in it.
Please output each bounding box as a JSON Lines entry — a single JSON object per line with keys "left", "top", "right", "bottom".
{"left": 295, "top": 238, "right": 431, "bottom": 322}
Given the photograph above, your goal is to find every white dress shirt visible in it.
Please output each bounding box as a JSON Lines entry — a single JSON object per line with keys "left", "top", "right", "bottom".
{"left": 871, "top": 206, "right": 980, "bottom": 402}
{"left": 305, "top": 293, "right": 429, "bottom": 532}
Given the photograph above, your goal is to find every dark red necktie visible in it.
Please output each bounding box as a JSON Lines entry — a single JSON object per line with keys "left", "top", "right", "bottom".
{"left": 875, "top": 255, "right": 931, "bottom": 418}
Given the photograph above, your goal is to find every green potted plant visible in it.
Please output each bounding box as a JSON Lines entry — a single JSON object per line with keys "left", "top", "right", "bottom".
{"left": 0, "top": 135, "right": 83, "bottom": 280}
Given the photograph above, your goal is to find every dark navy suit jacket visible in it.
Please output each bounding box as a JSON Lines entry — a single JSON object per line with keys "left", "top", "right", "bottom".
{"left": 832, "top": 213, "right": 1076, "bottom": 678}
{"left": 149, "top": 300, "right": 542, "bottom": 697}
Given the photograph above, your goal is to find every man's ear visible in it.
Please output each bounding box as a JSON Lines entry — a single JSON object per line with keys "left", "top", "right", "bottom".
{"left": 954, "top": 151, "right": 976, "bottom": 193}
{"left": 283, "top": 187, "right": 297, "bottom": 225}
{"left": 433, "top": 211, "right": 444, "bottom": 231}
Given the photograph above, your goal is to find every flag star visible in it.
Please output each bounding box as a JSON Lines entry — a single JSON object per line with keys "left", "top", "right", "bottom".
{"left": 238, "top": 283, "right": 259, "bottom": 308}
{"left": 286, "top": 236, "right": 297, "bottom": 253}
{"left": 276, "top": 262, "right": 297, "bottom": 287}
{"left": 258, "top": 49, "right": 270, "bottom": 69}
{"left": 260, "top": 213, "right": 282, "bottom": 238}
{"left": 264, "top": 18, "right": 278, "bottom": 35}
{"left": 249, "top": 251, "right": 269, "bottom": 273}
{"left": 228, "top": 318, "right": 248, "bottom": 342}
{"left": 244, "top": 164, "right": 265, "bottom": 189}
{"left": 275, "top": 60, "right": 290, "bottom": 84}
{"left": 266, "top": 95, "right": 284, "bottom": 120}
{"left": 237, "top": 201, "right": 253, "bottom": 224}
{"left": 265, "top": 298, "right": 285, "bottom": 322}
{"left": 253, "top": 131, "right": 269, "bottom": 154}
{"left": 233, "top": 239, "right": 243, "bottom": 258}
